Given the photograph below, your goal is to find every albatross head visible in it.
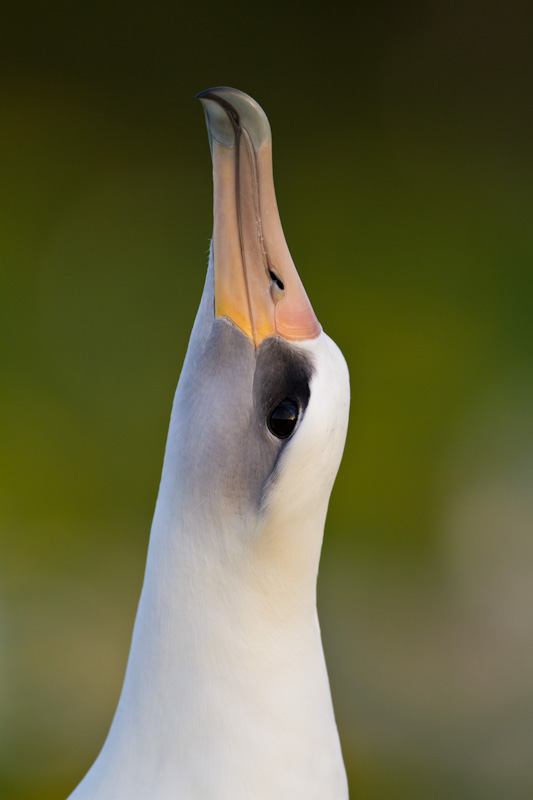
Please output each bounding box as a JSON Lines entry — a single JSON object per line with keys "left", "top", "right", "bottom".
{"left": 153, "top": 88, "right": 350, "bottom": 604}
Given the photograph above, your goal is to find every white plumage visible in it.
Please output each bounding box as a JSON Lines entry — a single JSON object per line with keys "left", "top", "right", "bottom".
{"left": 69, "top": 87, "right": 350, "bottom": 800}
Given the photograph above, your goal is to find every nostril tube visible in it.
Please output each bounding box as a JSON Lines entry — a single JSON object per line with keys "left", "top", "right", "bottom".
{"left": 269, "top": 269, "right": 285, "bottom": 292}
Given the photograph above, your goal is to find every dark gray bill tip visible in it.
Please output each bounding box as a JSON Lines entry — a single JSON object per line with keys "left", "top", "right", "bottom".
{"left": 196, "top": 86, "right": 271, "bottom": 150}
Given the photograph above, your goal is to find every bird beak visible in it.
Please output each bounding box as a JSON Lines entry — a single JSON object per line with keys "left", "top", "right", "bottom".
{"left": 197, "top": 87, "right": 321, "bottom": 346}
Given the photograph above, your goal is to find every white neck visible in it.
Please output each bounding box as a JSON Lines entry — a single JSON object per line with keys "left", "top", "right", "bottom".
{"left": 71, "top": 487, "right": 347, "bottom": 799}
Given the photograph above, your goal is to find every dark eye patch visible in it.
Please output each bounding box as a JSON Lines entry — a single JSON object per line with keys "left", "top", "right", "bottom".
{"left": 253, "top": 337, "right": 314, "bottom": 431}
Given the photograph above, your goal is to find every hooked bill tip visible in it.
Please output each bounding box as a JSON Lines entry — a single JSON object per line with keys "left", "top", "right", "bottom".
{"left": 196, "top": 86, "right": 271, "bottom": 150}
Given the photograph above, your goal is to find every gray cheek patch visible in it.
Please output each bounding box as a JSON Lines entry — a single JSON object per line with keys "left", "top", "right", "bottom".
{"left": 173, "top": 320, "right": 315, "bottom": 523}
{"left": 175, "top": 320, "right": 279, "bottom": 518}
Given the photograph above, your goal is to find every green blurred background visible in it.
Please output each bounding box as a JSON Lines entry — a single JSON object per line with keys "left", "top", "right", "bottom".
{"left": 2, "top": 1, "right": 533, "bottom": 798}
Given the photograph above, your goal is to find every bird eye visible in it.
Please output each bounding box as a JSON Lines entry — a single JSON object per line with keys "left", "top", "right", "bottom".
{"left": 267, "top": 398, "right": 299, "bottom": 439}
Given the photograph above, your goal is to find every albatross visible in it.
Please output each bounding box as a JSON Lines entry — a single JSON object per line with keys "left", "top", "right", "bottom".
{"left": 69, "top": 87, "right": 350, "bottom": 800}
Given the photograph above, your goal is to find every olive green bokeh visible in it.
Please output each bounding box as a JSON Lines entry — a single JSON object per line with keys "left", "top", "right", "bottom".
{"left": 2, "top": 2, "right": 533, "bottom": 798}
